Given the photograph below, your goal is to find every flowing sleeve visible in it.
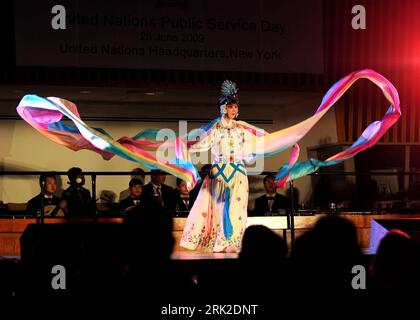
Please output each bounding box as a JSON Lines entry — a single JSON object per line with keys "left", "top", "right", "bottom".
{"left": 188, "top": 128, "right": 215, "bottom": 153}
{"left": 16, "top": 95, "right": 202, "bottom": 187}
{"left": 238, "top": 69, "right": 401, "bottom": 187}
{"left": 173, "top": 118, "right": 218, "bottom": 166}
{"left": 239, "top": 120, "right": 297, "bottom": 161}
{"left": 16, "top": 69, "right": 400, "bottom": 189}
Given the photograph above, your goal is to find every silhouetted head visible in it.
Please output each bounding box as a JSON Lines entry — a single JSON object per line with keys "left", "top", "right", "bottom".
{"left": 311, "top": 215, "right": 360, "bottom": 261}
{"left": 239, "top": 225, "right": 287, "bottom": 264}
{"left": 372, "top": 229, "right": 414, "bottom": 289}
{"left": 124, "top": 201, "right": 174, "bottom": 262}
{"left": 289, "top": 216, "right": 361, "bottom": 297}
{"left": 123, "top": 201, "right": 174, "bottom": 298}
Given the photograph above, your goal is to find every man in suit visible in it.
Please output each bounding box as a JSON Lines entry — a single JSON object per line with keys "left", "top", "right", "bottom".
{"left": 61, "top": 167, "right": 96, "bottom": 217}
{"left": 254, "top": 174, "right": 291, "bottom": 215}
{"left": 174, "top": 178, "right": 194, "bottom": 213}
{"left": 119, "top": 178, "right": 143, "bottom": 214}
{"left": 119, "top": 168, "right": 145, "bottom": 203}
{"left": 27, "top": 173, "right": 67, "bottom": 216}
{"left": 141, "top": 170, "right": 175, "bottom": 212}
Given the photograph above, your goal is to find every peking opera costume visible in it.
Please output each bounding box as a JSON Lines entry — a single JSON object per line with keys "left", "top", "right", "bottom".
{"left": 17, "top": 69, "right": 401, "bottom": 252}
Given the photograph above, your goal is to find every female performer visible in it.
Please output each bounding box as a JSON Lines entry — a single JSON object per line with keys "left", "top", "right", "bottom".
{"left": 180, "top": 81, "right": 251, "bottom": 252}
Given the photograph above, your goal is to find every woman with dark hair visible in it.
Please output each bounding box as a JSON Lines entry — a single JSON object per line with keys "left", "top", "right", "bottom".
{"left": 179, "top": 81, "right": 252, "bottom": 252}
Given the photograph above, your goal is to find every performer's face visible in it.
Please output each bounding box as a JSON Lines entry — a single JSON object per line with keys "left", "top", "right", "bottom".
{"left": 44, "top": 177, "right": 57, "bottom": 195}
{"left": 129, "top": 184, "right": 143, "bottom": 198}
{"left": 226, "top": 103, "right": 238, "bottom": 119}
{"left": 178, "top": 181, "right": 189, "bottom": 196}
{"left": 264, "top": 177, "right": 276, "bottom": 194}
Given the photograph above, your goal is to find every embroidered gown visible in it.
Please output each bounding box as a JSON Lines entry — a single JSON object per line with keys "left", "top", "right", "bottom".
{"left": 180, "top": 117, "right": 252, "bottom": 252}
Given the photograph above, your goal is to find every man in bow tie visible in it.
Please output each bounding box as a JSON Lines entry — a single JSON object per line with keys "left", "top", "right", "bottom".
{"left": 174, "top": 178, "right": 194, "bottom": 213}
{"left": 119, "top": 178, "right": 143, "bottom": 214}
{"left": 254, "top": 174, "right": 291, "bottom": 215}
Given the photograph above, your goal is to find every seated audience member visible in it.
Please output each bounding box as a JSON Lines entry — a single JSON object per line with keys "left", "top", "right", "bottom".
{"left": 119, "top": 168, "right": 145, "bottom": 202}
{"left": 141, "top": 170, "right": 175, "bottom": 211}
{"left": 174, "top": 178, "right": 193, "bottom": 212}
{"left": 61, "top": 167, "right": 95, "bottom": 216}
{"left": 27, "top": 173, "right": 66, "bottom": 216}
{"left": 254, "top": 174, "right": 291, "bottom": 215}
{"left": 119, "top": 178, "right": 143, "bottom": 214}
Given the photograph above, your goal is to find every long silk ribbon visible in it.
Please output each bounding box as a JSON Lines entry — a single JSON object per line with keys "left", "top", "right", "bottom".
{"left": 17, "top": 69, "right": 400, "bottom": 188}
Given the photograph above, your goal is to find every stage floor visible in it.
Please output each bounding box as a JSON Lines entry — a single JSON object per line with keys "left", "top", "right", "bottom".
{"left": 2, "top": 214, "right": 420, "bottom": 257}
{"left": 1, "top": 253, "right": 239, "bottom": 261}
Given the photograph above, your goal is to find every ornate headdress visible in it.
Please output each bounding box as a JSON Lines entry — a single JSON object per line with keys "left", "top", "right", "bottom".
{"left": 219, "top": 80, "right": 239, "bottom": 115}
